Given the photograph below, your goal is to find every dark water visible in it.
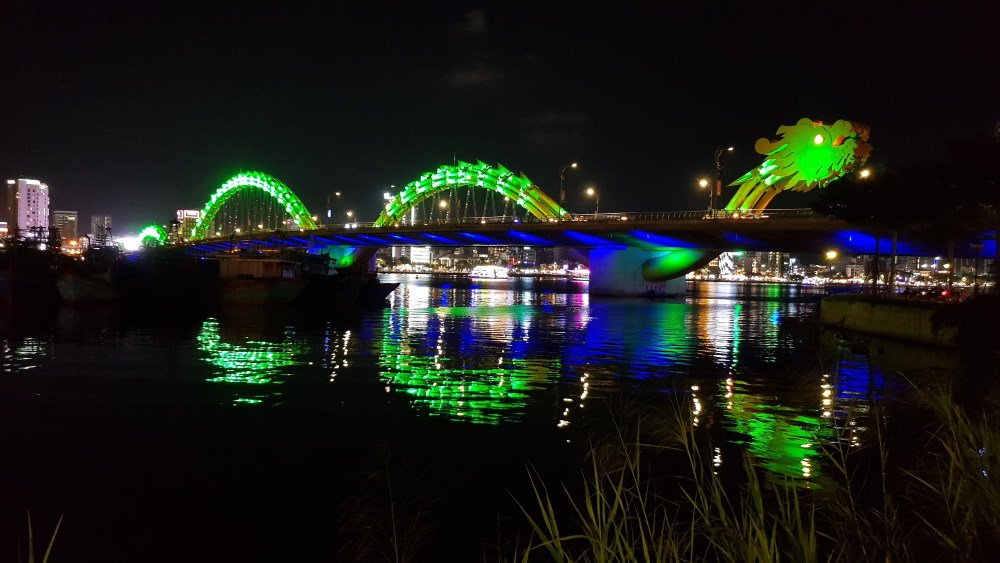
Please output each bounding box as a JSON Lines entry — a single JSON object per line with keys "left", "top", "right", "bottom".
{"left": 0, "top": 278, "right": 959, "bottom": 561}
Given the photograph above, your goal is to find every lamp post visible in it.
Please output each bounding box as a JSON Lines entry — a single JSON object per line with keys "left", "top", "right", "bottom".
{"left": 382, "top": 188, "right": 393, "bottom": 220}
{"left": 559, "top": 162, "right": 578, "bottom": 211}
{"left": 972, "top": 241, "right": 984, "bottom": 296}
{"left": 713, "top": 147, "right": 734, "bottom": 216}
{"left": 585, "top": 186, "right": 599, "bottom": 218}
{"left": 698, "top": 178, "right": 711, "bottom": 215}
{"left": 556, "top": 162, "right": 577, "bottom": 267}
{"left": 438, "top": 199, "right": 449, "bottom": 224}
{"left": 825, "top": 250, "right": 838, "bottom": 284}
{"left": 326, "top": 191, "right": 342, "bottom": 220}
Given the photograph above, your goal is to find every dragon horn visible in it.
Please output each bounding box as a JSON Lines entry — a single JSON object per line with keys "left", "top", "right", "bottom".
{"left": 754, "top": 137, "right": 783, "bottom": 155}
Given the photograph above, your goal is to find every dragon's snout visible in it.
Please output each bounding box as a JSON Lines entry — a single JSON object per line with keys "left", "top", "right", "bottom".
{"left": 851, "top": 122, "right": 871, "bottom": 141}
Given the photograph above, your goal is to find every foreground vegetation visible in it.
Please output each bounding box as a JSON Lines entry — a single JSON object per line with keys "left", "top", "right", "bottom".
{"left": 19, "top": 381, "right": 996, "bottom": 561}
{"left": 516, "top": 384, "right": 999, "bottom": 562}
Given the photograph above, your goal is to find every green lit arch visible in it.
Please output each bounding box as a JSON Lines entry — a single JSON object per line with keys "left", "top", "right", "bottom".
{"left": 138, "top": 223, "right": 168, "bottom": 246}
{"left": 190, "top": 171, "right": 317, "bottom": 240}
{"left": 373, "top": 161, "right": 567, "bottom": 227}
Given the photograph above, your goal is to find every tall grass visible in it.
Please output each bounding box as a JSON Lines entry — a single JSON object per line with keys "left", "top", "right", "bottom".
{"left": 514, "top": 384, "right": 1000, "bottom": 562}
{"left": 338, "top": 443, "right": 431, "bottom": 562}
{"left": 907, "top": 383, "right": 1000, "bottom": 560}
{"left": 19, "top": 511, "right": 64, "bottom": 563}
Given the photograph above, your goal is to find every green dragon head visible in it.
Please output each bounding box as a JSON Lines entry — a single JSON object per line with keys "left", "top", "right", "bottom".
{"left": 725, "top": 118, "right": 872, "bottom": 212}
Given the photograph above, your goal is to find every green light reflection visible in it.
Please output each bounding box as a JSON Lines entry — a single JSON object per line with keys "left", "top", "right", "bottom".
{"left": 718, "top": 377, "right": 836, "bottom": 485}
{"left": 378, "top": 307, "right": 559, "bottom": 424}
{"left": 196, "top": 318, "right": 310, "bottom": 390}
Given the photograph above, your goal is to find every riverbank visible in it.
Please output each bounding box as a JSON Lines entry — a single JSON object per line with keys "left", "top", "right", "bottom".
{"left": 820, "top": 295, "right": 958, "bottom": 346}
{"left": 376, "top": 269, "right": 588, "bottom": 280}
{"left": 820, "top": 293, "right": 1000, "bottom": 349}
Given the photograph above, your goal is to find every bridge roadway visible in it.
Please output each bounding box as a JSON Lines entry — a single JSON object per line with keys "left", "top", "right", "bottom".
{"left": 187, "top": 208, "right": 980, "bottom": 258}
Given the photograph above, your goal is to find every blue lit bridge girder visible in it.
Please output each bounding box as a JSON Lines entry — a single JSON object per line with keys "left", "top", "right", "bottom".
{"left": 185, "top": 212, "right": 994, "bottom": 259}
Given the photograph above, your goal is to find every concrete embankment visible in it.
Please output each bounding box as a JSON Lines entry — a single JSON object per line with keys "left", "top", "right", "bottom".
{"left": 820, "top": 295, "right": 957, "bottom": 346}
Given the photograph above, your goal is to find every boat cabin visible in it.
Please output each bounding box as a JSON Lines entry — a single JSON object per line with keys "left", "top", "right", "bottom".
{"left": 219, "top": 258, "right": 299, "bottom": 280}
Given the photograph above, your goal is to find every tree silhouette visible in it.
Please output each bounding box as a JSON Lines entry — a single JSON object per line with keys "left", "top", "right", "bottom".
{"left": 812, "top": 167, "right": 931, "bottom": 294}
{"left": 947, "top": 136, "right": 1000, "bottom": 291}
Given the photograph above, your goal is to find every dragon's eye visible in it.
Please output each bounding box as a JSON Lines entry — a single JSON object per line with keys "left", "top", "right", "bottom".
{"left": 813, "top": 134, "right": 824, "bottom": 145}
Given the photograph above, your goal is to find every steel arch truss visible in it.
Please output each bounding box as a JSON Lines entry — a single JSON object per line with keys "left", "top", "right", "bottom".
{"left": 138, "top": 223, "right": 168, "bottom": 246}
{"left": 191, "top": 171, "right": 317, "bottom": 240}
{"left": 374, "top": 161, "right": 567, "bottom": 227}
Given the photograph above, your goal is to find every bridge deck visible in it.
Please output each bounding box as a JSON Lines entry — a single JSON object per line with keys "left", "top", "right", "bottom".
{"left": 186, "top": 212, "right": 990, "bottom": 258}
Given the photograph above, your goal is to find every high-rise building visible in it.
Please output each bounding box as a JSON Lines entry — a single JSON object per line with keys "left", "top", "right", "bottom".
{"left": 176, "top": 209, "right": 201, "bottom": 240}
{"left": 90, "top": 215, "right": 112, "bottom": 237}
{"left": 410, "top": 246, "right": 431, "bottom": 265}
{"left": 3, "top": 178, "right": 50, "bottom": 236}
{"left": 1, "top": 181, "right": 15, "bottom": 233}
{"left": 52, "top": 210, "right": 78, "bottom": 241}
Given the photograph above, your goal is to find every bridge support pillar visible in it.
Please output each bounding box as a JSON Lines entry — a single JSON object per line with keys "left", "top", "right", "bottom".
{"left": 588, "top": 248, "right": 688, "bottom": 297}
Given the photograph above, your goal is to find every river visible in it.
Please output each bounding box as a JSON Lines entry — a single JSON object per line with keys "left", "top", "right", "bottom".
{"left": 0, "top": 277, "right": 964, "bottom": 560}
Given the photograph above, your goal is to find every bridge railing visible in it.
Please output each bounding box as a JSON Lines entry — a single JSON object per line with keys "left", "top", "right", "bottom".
{"left": 571, "top": 208, "right": 819, "bottom": 222}
{"left": 196, "top": 208, "right": 821, "bottom": 241}
{"left": 315, "top": 208, "right": 819, "bottom": 229}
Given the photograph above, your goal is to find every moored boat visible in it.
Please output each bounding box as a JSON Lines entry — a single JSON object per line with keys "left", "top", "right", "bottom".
{"left": 56, "top": 272, "right": 117, "bottom": 304}
{"left": 357, "top": 274, "right": 400, "bottom": 305}
{"left": 56, "top": 246, "right": 120, "bottom": 304}
{"left": 218, "top": 257, "right": 308, "bottom": 305}
{"left": 295, "top": 252, "right": 365, "bottom": 306}
{"left": 0, "top": 244, "right": 62, "bottom": 306}
{"left": 468, "top": 265, "right": 510, "bottom": 279}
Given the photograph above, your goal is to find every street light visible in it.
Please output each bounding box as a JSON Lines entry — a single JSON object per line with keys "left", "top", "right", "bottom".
{"left": 437, "top": 199, "right": 450, "bottom": 224}
{"left": 859, "top": 168, "right": 872, "bottom": 179}
{"left": 825, "top": 250, "right": 838, "bottom": 281}
{"left": 971, "top": 241, "right": 984, "bottom": 296}
{"left": 712, "top": 147, "right": 735, "bottom": 215}
{"left": 327, "top": 191, "right": 343, "bottom": 219}
{"left": 697, "top": 177, "right": 711, "bottom": 214}
{"left": 559, "top": 162, "right": 579, "bottom": 210}
{"left": 585, "top": 186, "right": 599, "bottom": 217}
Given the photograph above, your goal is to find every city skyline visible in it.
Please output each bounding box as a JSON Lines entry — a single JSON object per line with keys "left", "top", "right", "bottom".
{"left": 1, "top": 4, "right": 996, "bottom": 232}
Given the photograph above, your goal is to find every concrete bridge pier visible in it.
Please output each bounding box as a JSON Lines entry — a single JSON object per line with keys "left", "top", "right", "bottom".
{"left": 588, "top": 248, "right": 688, "bottom": 297}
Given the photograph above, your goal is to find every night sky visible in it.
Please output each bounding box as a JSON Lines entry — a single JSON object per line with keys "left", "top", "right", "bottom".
{"left": 2, "top": 2, "right": 996, "bottom": 233}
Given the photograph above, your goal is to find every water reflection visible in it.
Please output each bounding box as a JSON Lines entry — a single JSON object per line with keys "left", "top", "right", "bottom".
{"left": 720, "top": 378, "right": 834, "bottom": 484}
{"left": 322, "top": 324, "right": 353, "bottom": 382}
{"left": 0, "top": 280, "right": 961, "bottom": 488}
{"left": 1, "top": 336, "right": 53, "bottom": 374}
{"left": 196, "top": 317, "right": 310, "bottom": 405}
{"left": 378, "top": 303, "right": 561, "bottom": 424}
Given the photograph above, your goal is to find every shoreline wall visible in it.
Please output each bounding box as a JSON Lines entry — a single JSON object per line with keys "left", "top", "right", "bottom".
{"left": 820, "top": 295, "right": 957, "bottom": 346}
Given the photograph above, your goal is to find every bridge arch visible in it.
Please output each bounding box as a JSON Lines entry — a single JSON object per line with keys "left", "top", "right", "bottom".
{"left": 373, "top": 161, "right": 567, "bottom": 227}
{"left": 138, "top": 223, "right": 168, "bottom": 246}
{"left": 190, "top": 171, "right": 317, "bottom": 240}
